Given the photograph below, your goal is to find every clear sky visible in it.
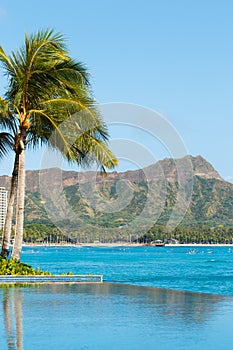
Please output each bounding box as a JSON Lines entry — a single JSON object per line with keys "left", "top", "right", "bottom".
{"left": 0, "top": 0, "right": 233, "bottom": 181}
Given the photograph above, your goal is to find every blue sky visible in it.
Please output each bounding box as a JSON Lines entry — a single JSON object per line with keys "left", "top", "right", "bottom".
{"left": 0, "top": 0, "right": 233, "bottom": 180}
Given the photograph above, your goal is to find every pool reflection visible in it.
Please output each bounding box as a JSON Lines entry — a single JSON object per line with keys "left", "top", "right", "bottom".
{"left": 2, "top": 288, "right": 23, "bottom": 350}
{"left": 0, "top": 283, "right": 232, "bottom": 350}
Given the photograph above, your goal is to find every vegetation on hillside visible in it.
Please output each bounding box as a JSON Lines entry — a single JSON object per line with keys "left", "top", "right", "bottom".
{"left": 1, "top": 222, "right": 233, "bottom": 245}
{"left": 17, "top": 174, "right": 233, "bottom": 235}
{"left": 139, "top": 225, "right": 233, "bottom": 244}
{"left": 0, "top": 166, "right": 232, "bottom": 246}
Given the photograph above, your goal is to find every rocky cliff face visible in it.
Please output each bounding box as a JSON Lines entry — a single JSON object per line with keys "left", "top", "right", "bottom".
{"left": 0, "top": 155, "right": 224, "bottom": 192}
{"left": 189, "top": 155, "right": 223, "bottom": 180}
{"left": 0, "top": 155, "right": 232, "bottom": 228}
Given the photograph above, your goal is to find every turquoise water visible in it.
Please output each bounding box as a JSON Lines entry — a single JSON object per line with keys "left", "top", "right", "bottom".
{"left": 0, "top": 284, "right": 233, "bottom": 350}
{"left": 22, "top": 246, "right": 233, "bottom": 295}
{"left": 1, "top": 246, "right": 233, "bottom": 349}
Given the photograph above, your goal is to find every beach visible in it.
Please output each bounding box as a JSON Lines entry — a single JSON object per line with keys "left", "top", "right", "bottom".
{"left": 22, "top": 242, "right": 233, "bottom": 248}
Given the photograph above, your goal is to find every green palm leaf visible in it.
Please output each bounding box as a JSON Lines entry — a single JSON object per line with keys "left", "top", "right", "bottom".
{"left": 0, "top": 28, "right": 118, "bottom": 260}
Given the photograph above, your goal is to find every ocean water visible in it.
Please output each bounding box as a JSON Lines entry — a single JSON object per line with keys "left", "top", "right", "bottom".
{"left": 0, "top": 246, "right": 233, "bottom": 350}
{"left": 21, "top": 245, "right": 233, "bottom": 296}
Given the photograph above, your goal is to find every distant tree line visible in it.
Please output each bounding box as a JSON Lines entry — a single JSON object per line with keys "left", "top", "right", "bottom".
{"left": 138, "top": 225, "right": 233, "bottom": 244}
{"left": 1, "top": 223, "right": 233, "bottom": 245}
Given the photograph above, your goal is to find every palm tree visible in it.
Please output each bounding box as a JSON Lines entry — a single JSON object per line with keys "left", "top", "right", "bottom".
{"left": 0, "top": 99, "right": 19, "bottom": 258}
{"left": 0, "top": 100, "right": 116, "bottom": 259}
{"left": 0, "top": 29, "right": 118, "bottom": 260}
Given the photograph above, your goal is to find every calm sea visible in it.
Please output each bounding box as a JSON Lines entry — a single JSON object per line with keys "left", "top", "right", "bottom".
{"left": 0, "top": 246, "right": 233, "bottom": 350}
{"left": 22, "top": 245, "right": 233, "bottom": 295}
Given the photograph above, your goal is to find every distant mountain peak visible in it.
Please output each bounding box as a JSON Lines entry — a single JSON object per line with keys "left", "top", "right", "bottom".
{"left": 0, "top": 155, "right": 232, "bottom": 228}
{"left": 189, "top": 155, "right": 223, "bottom": 181}
{"left": 144, "top": 155, "right": 223, "bottom": 183}
{"left": 0, "top": 155, "right": 223, "bottom": 192}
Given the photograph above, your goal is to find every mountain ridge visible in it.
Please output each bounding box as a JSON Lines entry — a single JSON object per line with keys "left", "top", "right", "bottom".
{"left": 1, "top": 155, "right": 232, "bottom": 231}
{"left": 0, "top": 155, "right": 224, "bottom": 192}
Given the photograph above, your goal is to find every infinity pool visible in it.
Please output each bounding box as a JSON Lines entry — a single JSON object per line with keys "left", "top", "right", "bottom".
{"left": 0, "top": 283, "right": 233, "bottom": 350}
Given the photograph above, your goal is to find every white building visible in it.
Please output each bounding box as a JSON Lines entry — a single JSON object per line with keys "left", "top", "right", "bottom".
{"left": 0, "top": 187, "right": 7, "bottom": 230}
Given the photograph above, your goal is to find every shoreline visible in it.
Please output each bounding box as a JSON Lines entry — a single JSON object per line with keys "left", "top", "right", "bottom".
{"left": 22, "top": 242, "right": 233, "bottom": 248}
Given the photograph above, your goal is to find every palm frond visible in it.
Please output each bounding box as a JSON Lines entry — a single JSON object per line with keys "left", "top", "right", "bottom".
{"left": 0, "top": 28, "right": 118, "bottom": 171}
{"left": 0, "top": 98, "right": 19, "bottom": 134}
{"left": 28, "top": 109, "right": 73, "bottom": 159}
{"left": 0, "top": 132, "right": 14, "bottom": 158}
{"left": 0, "top": 46, "right": 16, "bottom": 79}
{"left": 71, "top": 134, "right": 118, "bottom": 169}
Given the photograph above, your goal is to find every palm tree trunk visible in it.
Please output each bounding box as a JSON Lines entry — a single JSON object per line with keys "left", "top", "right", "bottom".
{"left": 1, "top": 152, "right": 19, "bottom": 258}
{"left": 11, "top": 137, "right": 25, "bottom": 260}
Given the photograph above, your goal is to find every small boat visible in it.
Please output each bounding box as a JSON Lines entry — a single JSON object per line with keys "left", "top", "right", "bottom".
{"left": 154, "top": 240, "right": 165, "bottom": 247}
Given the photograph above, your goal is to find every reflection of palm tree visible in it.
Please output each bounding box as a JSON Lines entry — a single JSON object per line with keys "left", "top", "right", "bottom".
{"left": 14, "top": 291, "right": 23, "bottom": 350}
{"left": 3, "top": 289, "right": 14, "bottom": 350}
{"left": 2, "top": 288, "right": 23, "bottom": 350}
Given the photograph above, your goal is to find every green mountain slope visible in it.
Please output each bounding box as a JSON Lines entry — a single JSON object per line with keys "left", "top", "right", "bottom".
{"left": 1, "top": 155, "right": 233, "bottom": 235}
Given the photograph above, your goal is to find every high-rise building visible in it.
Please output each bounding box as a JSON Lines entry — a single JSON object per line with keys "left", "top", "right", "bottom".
{"left": 0, "top": 187, "right": 7, "bottom": 230}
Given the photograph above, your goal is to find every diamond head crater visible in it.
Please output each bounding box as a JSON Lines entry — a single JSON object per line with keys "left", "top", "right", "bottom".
{"left": 1, "top": 155, "right": 232, "bottom": 244}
